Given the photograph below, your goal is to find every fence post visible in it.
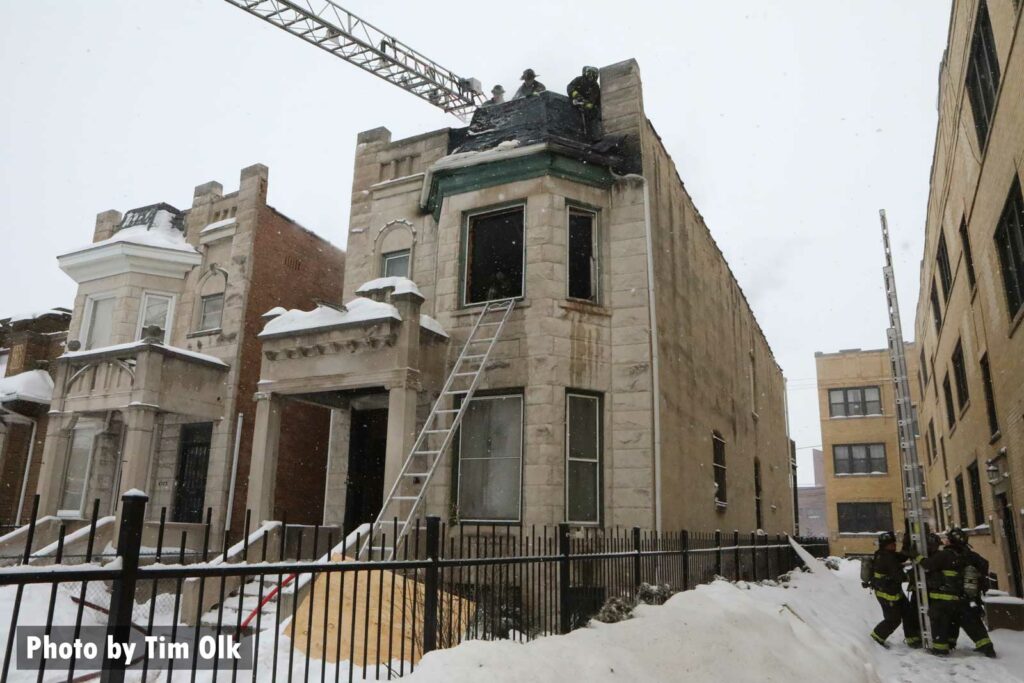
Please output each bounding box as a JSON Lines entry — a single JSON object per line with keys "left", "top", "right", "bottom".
{"left": 422, "top": 516, "right": 441, "bottom": 654}
{"left": 732, "top": 531, "right": 740, "bottom": 581}
{"left": 101, "top": 490, "right": 148, "bottom": 683}
{"left": 775, "top": 534, "right": 782, "bottom": 577}
{"left": 714, "top": 530, "right": 722, "bottom": 577}
{"left": 632, "top": 527, "right": 642, "bottom": 592}
{"left": 558, "top": 524, "right": 571, "bottom": 634}
{"left": 750, "top": 532, "right": 758, "bottom": 582}
{"left": 680, "top": 530, "right": 690, "bottom": 590}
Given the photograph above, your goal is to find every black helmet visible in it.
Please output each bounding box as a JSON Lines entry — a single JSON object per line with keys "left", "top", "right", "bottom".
{"left": 948, "top": 527, "right": 968, "bottom": 547}
{"left": 926, "top": 532, "right": 942, "bottom": 553}
{"left": 521, "top": 68, "right": 537, "bottom": 80}
{"left": 878, "top": 531, "right": 897, "bottom": 547}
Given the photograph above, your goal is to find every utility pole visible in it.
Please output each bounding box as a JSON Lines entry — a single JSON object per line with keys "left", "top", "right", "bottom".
{"left": 879, "top": 209, "right": 932, "bottom": 648}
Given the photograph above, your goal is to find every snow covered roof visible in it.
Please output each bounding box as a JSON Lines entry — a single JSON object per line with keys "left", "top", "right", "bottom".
{"left": 262, "top": 306, "right": 287, "bottom": 318}
{"left": 69, "top": 222, "right": 197, "bottom": 255}
{"left": 60, "top": 341, "right": 228, "bottom": 368}
{"left": 1, "top": 308, "right": 72, "bottom": 325}
{"left": 259, "top": 296, "right": 448, "bottom": 339}
{"left": 0, "top": 370, "right": 54, "bottom": 404}
{"left": 356, "top": 277, "right": 425, "bottom": 299}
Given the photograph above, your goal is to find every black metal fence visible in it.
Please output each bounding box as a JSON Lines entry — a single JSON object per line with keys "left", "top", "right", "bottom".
{"left": 0, "top": 494, "right": 829, "bottom": 682}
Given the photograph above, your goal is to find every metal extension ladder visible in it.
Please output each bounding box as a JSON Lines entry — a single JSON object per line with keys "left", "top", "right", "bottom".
{"left": 358, "top": 298, "right": 517, "bottom": 560}
{"left": 880, "top": 209, "right": 933, "bottom": 649}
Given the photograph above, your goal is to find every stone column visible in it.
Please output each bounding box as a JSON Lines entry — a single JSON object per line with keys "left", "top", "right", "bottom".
{"left": 246, "top": 392, "right": 282, "bottom": 524}
{"left": 117, "top": 406, "right": 158, "bottom": 496}
{"left": 382, "top": 289, "right": 425, "bottom": 501}
{"left": 322, "top": 405, "right": 351, "bottom": 527}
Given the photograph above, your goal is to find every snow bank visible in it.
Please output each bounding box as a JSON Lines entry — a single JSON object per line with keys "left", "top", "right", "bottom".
{"left": 0, "top": 369, "right": 54, "bottom": 404}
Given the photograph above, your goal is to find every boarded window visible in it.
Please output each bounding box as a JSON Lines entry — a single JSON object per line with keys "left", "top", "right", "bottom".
{"left": 381, "top": 249, "right": 411, "bottom": 278}
{"left": 995, "top": 177, "right": 1024, "bottom": 319}
{"left": 566, "top": 392, "right": 601, "bottom": 524}
{"left": 567, "top": 209, "right": 597, "bottom": 301}
{"left": 833, "top": 444, "right": 887, "bottom": 475}
{"left": 712, "top": 432, "right": 727, "bottom": 506}
{"left": 965, "top": 0, "right": 1000, "bottom": 149}
{"left": 837, "top": 502, "right": 892, "bottom": 534}
{"left": 463, "top": 207, "right": 524, "bottom": 305}
{"left": 457, "top": 394, "right": 523, "bottom": 521}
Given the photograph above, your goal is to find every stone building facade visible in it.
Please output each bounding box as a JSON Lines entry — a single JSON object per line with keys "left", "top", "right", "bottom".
{"left": 247, "top": 60, "right": 795, "bottom": 537}
{"left": 31, "top": 164, "right": 344, "bottom": 549}
{"left": 912, "top": 0, "right": 1024, "bottom": 595}
{"left": 815, "top": 346, "right": 923, "bottom": 557}
{"left": 0, "top": 308, "right": 70, "bottom": 530}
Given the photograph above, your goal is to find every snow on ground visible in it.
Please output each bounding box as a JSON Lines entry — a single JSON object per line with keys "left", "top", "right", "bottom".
{"left": 408, "top": 558, "right": 1024, "bottom": 683}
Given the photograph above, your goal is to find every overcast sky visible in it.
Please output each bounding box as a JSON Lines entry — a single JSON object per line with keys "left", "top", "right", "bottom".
{"left": 0, "top": 0, "right": 952, "bottom": 484}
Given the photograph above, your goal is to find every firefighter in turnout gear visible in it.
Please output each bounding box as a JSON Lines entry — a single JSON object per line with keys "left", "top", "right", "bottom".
{"left": 864, "top": 531, "right": 921, "bottom": 648}
{"left": 567, "top": 66, "right": 602, "bottom": 140}
{"left": 920, "top": 527, "right": 996, "bottom": 657}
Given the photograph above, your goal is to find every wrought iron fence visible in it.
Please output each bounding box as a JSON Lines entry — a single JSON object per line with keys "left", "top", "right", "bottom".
{"left": 0, "top": 493, "right": 829, "bottom": 682}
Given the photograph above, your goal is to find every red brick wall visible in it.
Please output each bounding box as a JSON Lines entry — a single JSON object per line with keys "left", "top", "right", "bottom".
{"left": 229, "top": 206, "right": 344, "bottom": 534}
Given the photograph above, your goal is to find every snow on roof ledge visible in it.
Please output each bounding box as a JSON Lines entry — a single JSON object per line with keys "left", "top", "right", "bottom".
{"left": 356, "top": 277, "right": 424, "bottom": 299}
{"left": 201, "top": 216, "right": 237, "bottom": 233}
{"left": 262, "top": 306, "right": 287, "bottom": 318}
{"left": 0, "top": 370, "right": 55, "bottom": 404}
{"left": 60, "top": 341, "right": 228, "bottom": 368}
{"left": 259, "top": 296, "right": 448, "bottom": 339}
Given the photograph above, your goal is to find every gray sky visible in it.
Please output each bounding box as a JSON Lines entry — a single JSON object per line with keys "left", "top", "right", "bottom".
{"left": 0, "top": 0, "right": 952, "bottom": 484}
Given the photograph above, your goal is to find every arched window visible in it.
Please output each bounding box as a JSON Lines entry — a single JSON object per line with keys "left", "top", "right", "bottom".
{"left": 195, "top": 266, "right": 228, "bottom": 332}
{"left": 374, "top": 220, "right": 416, "bottom": 279}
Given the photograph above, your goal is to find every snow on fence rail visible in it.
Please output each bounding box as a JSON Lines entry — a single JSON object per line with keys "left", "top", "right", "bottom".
{"left": 0, "top": 494, "right": 829, "bottom": 682}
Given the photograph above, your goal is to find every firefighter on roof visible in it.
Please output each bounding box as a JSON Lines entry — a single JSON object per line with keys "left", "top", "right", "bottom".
{"left": 567, "top": 66, "right": 602, "bottom": 140}
{"left": 862, "top": 531, "right": 921, "bottom": 648}
{"left": 513, "top": 69, "right": 546, "bottom": 99}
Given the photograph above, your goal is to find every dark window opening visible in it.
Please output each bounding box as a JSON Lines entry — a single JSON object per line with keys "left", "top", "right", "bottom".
{"left": 754, "top": 458, "right": 763, "bottom": 530}
{"left": 833, "top": 444, "right": 887, "bottom": 475}
{"left": 837, "top": 502, "right": 892, "bottom": 534}
{"left": 980, "top": 354, "right": 1000, "bottom": 436}
{"left": 463, "top": 207, "right": 525, "bottom": 305}
{"left": 995, "top": 177, "right": 1024, "bottom": 320}
{"left": 965, "top": 0, "right": 1000, "bottom": 149}
{"left": 955, "top": 474, "right": 969, "bottom": 528}
{"left": 967, "top": 462, "right": 985, "bottom": 527}
{"left": 943, "top": 374, "right": 956, "bottom": 430}
{"left": 920, "top": 347, "right": 929, "bottom": 386}
{"left": 568, "top": 209, "right": 597, "bottom": 302}
{"left": 931, "top": 281, "right": 943, "bottom": 332}
{"left": 939, "top": 436, "right": 948, "bottom": 480}
{"left": 937, "top": 232, "right": 953, "bottom": 301}
{"left": 959, "top": 218, "right": 977, "bottom": 290}
{"left": 952, "top": 340, "right": 970, "bottom": 410}
{"left": 712, "top": 432, "right": 727, "bottom": 506}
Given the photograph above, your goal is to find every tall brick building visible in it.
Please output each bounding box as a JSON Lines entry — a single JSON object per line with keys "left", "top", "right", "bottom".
{"left": 912, "top": 0, "right": 1024, "bottom": 596}
{"left": 0, "top": 308, "right": 71, "bottom": 530}
{"left": 29, "top": 164, "right": 343, "bottom": 549}
{"left": 246, "top": 60, "right": 796, "bottom": 537}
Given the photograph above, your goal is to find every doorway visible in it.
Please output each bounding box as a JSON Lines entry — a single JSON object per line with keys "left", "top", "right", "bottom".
{"left": 343, "top": 408, "right": 388, "bottom": 532}
{"left": 996, "top": 493, "right": 1023, "bottom": 596}
{"left": 173, "top": 422, "right": 212, "bottom": 523}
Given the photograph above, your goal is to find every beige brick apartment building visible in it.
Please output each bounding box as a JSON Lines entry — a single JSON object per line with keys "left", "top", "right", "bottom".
{"left": 911, "top": 0, "right": 1024, "bottom": 596}
{"left": 816, "top": 346, "right": 923, "bottom": 556}
{"left": 245, "top": 59, "right": 796, "bottom": 536}
{"left": 24, "top": 165, "right": 343, "bottom": 551}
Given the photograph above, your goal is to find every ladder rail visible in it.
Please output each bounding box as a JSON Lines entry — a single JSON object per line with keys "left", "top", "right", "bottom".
{"left": 880, "top": 209, "right": 933, "bottom": 649}
{"left": 360, "top": 298, "right": 517, "bottom": 559}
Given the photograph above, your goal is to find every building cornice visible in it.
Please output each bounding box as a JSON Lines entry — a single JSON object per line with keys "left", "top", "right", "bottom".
{"left": 57, "top": 242, "right": 202, "bottom": 283}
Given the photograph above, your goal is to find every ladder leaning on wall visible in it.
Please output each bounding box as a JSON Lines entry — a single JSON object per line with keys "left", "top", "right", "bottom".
{"left": 358, "top": 297, "right": 517, "bottom": 560}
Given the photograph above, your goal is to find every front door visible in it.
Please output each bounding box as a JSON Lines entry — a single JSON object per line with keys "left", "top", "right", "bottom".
{"left": 343, "top": 408, "right": 388, "bottom": 532}
{"left": 997, "top": 493, "right": 1024, "bottom": 596}
{"left": 173, "top": 423, "right": 212, "bottom": 523}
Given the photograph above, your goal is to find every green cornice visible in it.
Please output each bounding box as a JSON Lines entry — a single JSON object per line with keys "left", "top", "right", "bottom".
{"left": 425, "top": 151, "right": 615, "bottom": 220}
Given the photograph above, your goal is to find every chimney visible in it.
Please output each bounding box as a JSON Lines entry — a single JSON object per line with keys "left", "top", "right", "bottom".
{"left": 94, "top": 209, "right": 123, "bottom": 242}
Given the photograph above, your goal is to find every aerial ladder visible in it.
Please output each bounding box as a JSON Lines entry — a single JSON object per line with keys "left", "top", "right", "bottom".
{"left": 222, "top": 0, "right": 486, "bottom": 121}
{"left": 879, "top": 209, "right": 932, "bottom": 648}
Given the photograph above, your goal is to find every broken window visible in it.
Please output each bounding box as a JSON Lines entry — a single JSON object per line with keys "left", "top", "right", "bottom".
{"left": 84, "top": 296, "right": 115, "bottom": 350}
{"left": 457, "top": 393, "right": 523, "bottom": 521}
{"left": 463, "top": 206, "right": 524, "bottom": 305}
{"left": 567, "top": 208, "right": 597, "bottom": 302}
{"left": 381, "top": 249, "right": 411, "bottom": 278}
{"left": 199, "top": 293, "right": 224, "bottom": 331}
{"left": 712, "top": 431, "right": 727, "bottom": 506}
{"left": 137, "top": 292, "right": 172, "bottom": 342}
{"left": 566, "top": 392, "right": 601, "bottom": 524}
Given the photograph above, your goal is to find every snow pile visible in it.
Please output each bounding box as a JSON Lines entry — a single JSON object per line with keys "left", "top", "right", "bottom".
{"left": 259, "top": 298, "right": 401, "bottom": 338}
{"left": 3, "top": 308, "right": 70, "bottom": 324}
{"left": 60, "top": 340, "right": 227, "bottom": 367}
{"left": 65, "top": 219, "right": 196, "bottom": 256}
{"left": 0, "top": 369, "right": 54, "bottom": 404}
{"left": 356, "top": 276, "right": 424, "bottom": 299}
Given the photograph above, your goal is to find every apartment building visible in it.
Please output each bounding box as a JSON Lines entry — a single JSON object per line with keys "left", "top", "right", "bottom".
{"left": 0, "top": 308, "right": 71, "bottom": 530}
{"left": 244, "top": 59, "right": 796, "bottom": 537}
{"left": 815, "top": 346, "right": 923, "bottom": 556}
{"left": 28, "top": 164, "right": 343, "bottom": 550}
{"left": 912, "top": 0, "right": 1024, "bottom": 595}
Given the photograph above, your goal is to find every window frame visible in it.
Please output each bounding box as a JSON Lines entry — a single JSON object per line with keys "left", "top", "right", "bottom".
{"left": 455, "top": 392, "right": 524, "bottom": 523}
{"left": 951, "top": 339, "right": 970, "bottom": 411}
{"left": 566, "top": 206, "right": 599, "bottom": 303}
{"left": 930, "top": 280, "right": 943, "bottom": 332}
{"left": 832, "top": 443, "right": 888, "bottom": 476}
{"left": 967, "top": 462, "right": 985, "bottom": 527}
{"left": 712, "top": 431, "right": 727, "bottom": 507}
{"left": 964, "top": 0, "right": 1000, "bottom": 151}
{"left": 381, "top": 248, "right": 412, "bottom": 279}
{"left": 994, "top": 176, "right": 1024, "bottom": 322}
{"left": 827, "top": 386, "right": 882, "bottom": 417}
{"left": 135, "top": 291, "right": 175, "bottom": 343}
{"left": 0, "top": 349, "right": 8, "bottom": 378}
{"left": 81, "top": 293, "right": 117, "bottom": 350}
{"left": 955, "top": 474, "right": 969, "bottom": 528}
{"left": 58, "top": 419, "right": 100, "bottom": 518}
{"left": 936, "top": 232, "right": 952, "bottom": 301}
{"left": 979, "top": 353, "right": 1000, "bottom": 437}
{"left": 460, "top": 203, "right": 527, "bottom": 308}
{"left": 197, "top": 293, "right": 225, "bottom": 333}
{"left": 943, "top": 373, "right": 957, "bottom": 430}
{"left": 959, "top": 218, "right": 977, "bottom": 291}
{"left": 753, "top": 458, "right": 763, "bottom": 530}
{"left": 836, "top": 502, "right": 893, "bottom": 535}
{"left": 564, "top": 391, "right": 603, "bottom": 525}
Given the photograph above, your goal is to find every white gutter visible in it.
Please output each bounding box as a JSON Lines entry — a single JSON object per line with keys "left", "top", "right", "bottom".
{"left": 638, "top": 176, "right": 663, "bottom": 532}
{"left": 15, "top": 418, "right": 38, "bottom": 526}
{"left": 224, "top": 412, "right": 243, "bottom": 535}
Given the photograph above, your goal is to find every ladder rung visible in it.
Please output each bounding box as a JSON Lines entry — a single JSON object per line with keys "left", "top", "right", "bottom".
{"left": 435, "top": 409, "right": 460, "bottom": 414}
{"left": 392, "top": 496, "right": 417, "bottom": 501}
{"left": 478, "top": 322, "right": 502, "bottom": 327}
{"left": 415, "top": 450, "right": 442, "bottom": 455}
{"left": 403, "top": 472, "right": 430, "bottom": 478}
{"left": 424, "top": 429, "right": 449, "bottom": 434}
{"left": 453, "top": 372, "right": 477, "bottom": 377}
{"left": 468, "top": 338, "right": 495, "bottom": 344}
{"left": 460, "top": 355, "right": 486, "bottom": 360}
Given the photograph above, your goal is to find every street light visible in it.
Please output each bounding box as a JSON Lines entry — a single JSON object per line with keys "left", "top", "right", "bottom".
{"left": 986, "top": 460, "right": 1001, "bottom": 487}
